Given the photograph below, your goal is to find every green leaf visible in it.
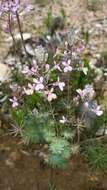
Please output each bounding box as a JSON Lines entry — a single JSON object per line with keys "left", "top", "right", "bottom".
{"left": 50, "top": 70, "right": 58, "bottom": 82}
{"left": 48, "top": 153, "right": 67, "bottom": 168}
{"left": 43, "top": 124, "right": 55, "bottom": 142}
{"left": 12, "top": 109, "right": 25, "bottom": 127}
{"left": 49, "top": 138, "right": 69, "bottom": 154}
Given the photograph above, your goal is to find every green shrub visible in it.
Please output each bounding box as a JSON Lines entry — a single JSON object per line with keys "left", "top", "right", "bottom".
{"left": 83, "top": 143, "right": 107, "bottom": 171}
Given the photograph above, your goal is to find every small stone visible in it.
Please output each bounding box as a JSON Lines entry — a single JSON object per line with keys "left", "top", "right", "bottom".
{"left": 9, "top": 151, "right": 22, "bottom": 162}
{"left": 0, "top": 63, "right": 11, "bottom": 83}
{"left": 5, "top": 159, "right": 15, "bottom": 168}
{"left": 96, "top": 128, "right": 107, "bottom": 136}
{"left": 34, "top": 45, "right": 48, "bottom": 64}
{"left": 6, "top": 33, "right": 31, "bottom": 43}
{"left": 95, "top": 23, "right": 103, "bottom": 29}
{"left": 5, "top": 55, "right": 16, "bottom": 66}
{"left": 25, "top": 43, "right": 35, "bottom": 56}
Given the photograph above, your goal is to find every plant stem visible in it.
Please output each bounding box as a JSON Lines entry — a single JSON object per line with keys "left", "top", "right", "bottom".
{"left": 8, "top": 14, "right": 18, "bottom": 65}
{"left": 8, "top": 13, "right": 16, "bottom": 46}
{"left": 67, "top": 73, "right": 70, "bottom": 116}
{"left": 36, "top": 181, "right": 40, "bottom": 190}
{"left": 77, "top": 111, "right": 86, "bottom": 143}
{"left": 80, "top": 135, "right": 107, "bottom": 145}
{"left": 49, "top": 167, "right": 54, "bottom": 188}
{"left": 16, "top": 11, "right": 27, "bottom": 55}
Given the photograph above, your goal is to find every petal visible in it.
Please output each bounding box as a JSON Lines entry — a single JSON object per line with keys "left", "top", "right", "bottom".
{"left": 35, "top": 84, "right": 44, "bottom": 91}
{"left": 96, "top": 110, "right": 103, "bottom": 116}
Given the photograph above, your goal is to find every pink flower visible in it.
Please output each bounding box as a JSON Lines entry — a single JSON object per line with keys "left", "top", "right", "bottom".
{"left": 58, "top": 81, "right": 65, "bottom": 91}
{"left": 53, "top": 77, "right": 65, "bottom": 91}
{"left": 76, "top": 89, "right": 86, "bottom": 99}
{"left": 54, "top": 64, "right": 62, "bottom": 72}
{"left": 83, "top": 101, "right": 103, "bottom": 116}
{"left": 76, "top": 85, "right": 95, "bottom": 100}
{"left": 45, "top": 88, "right": 57, "bottom": 102}
{"left": 45, "top": 64, "right": 50, "bottom": 71}
{"left": 84, "top": 101, "right": 89, "bottom": 108}
{"left": 76, "top": 44, "right": 85, "bottom": 54}
{"left": 92, "top": 105, "right": 103, "bottom": 116}
{"left": 0, "top": 0, "right": 20, "bottom": 15}
{"left": 24, "top": 83, "right": 35, "bottom": 95}
{"left": 9, "top": 96, "right": 18, "bottom": 108}
{"left": 33, "top": 77, "right": 44, "bottom": 91}
{"left": 10, "top": 84, "right": 19, "bottom": 92}
{"left": 62, "top": 60, "right": 72, "bottom": 73}
{"left": 22, "top": 66, "right": 37, "bottom": 76}
{"left": 30, "top": 67, "right": 37, "bottom": 75}
{"left": 22, "top": 66, "right": 31, "bottom": 75}
{"left": 24, "top": 3, "right": 34, "bottom": 12}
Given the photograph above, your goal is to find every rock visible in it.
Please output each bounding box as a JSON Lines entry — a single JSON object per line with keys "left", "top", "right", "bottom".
{"left": 6, "top": 33, "right": 32, "bottom": 43}
{"left": 9, "top": 151, "right": 22, "bottom": 162}
{"left": 5, "top": 54, "right": 23, "bottom": 71}
{"left": 4, "top": 55, "right": 16, "bottom": 66}
{"left": 5, "top": 150, "right": 22, "bottom": 168}
{"left": 5, "top": 159, "right": 15, "bottom": 168}
{"left": 96, "top": 128, "right": 107, "bottom": 136}
{"left": 0, "top": 63, "right": 11, "bottom": 83}
{"left": 0, "top": 95, "right": 8, "bottom": 103}
{"left": 25, "top": 43, "right": 35, "bottom": 56}
{"left": 34, "top": 45, "right": 48, "bottom": 64}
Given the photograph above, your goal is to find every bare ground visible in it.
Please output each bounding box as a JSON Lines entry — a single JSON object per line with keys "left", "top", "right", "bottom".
{"left": 0, "top": 135, "right": 107, "bottom": 190}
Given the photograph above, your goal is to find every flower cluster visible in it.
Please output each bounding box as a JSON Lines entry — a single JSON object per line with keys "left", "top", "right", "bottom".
{"left": 0, "top": 0, "right": 20, "bottom": 15}
{"left": 8, "top": 32, "right": 103, "bottom": 125}
{"left": 76, "top": 84, "right": 95, "bottom": 101}
{"left": 0, "top": 0, "right": 33, "bottom": 16}
{"left": 0, "top": 0, "right": 33, "bottom": 33}
{"left": 76, "top": 85, "right": 103, "bottom": 116}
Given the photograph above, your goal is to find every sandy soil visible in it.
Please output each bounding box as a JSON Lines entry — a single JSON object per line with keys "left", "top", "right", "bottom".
{"left": 0, "top": 135, "right": 107, "bottom": 190}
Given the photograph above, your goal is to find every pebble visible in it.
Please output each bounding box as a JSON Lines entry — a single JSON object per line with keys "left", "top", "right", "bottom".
{"left": 5, "top": 150, "right": 22, "bottom": 168}
{"left": 0, "top": 63, "right": 11, "bottom": 83}
{"left": 6, "top": 33, "right": 32, "bottom": 44}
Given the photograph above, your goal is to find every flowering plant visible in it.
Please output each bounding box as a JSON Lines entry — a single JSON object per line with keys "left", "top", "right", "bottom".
{"left": 7, "top": 36, "right": 103, "bottom": 145}
{"left": 0, "top": 6, "right": 105, "bottom": 173}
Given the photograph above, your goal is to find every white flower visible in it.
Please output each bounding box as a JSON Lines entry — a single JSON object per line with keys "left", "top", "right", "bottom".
{"left": 82, "top": 67, "right": 88, "bottom": 75}
{"left": 59, "top": 116, "right": 67, "bottom": 124}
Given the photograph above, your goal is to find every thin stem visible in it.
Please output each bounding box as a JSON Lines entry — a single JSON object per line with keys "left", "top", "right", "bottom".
{"left": 67, "top": 74, "right": 70, "bottom": 114}
{"left": 49, "top": 102, "right": 59, "bottom": 136}
{"left": 8, "top": 13, "right": 16, "bottom": 45}
{"left": 80, "top": 134, "right": 107, "bottom": 145}
{"left": 77, "top": 124, "right": 80, "bottom": 144}
{"left": 15, "top": 11, "right": 27, "bottom": 55}
{"left": 77, "top": 110, "right": 86, "bottom": 143}
{"left": 49, "top": 167, "right": 55, "bottom": 189}
{"left": 8, "top": 11, "right": 17, "bottom": 65}
{"left": 7, "top": 0, "right": 16, "bottom": 48}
